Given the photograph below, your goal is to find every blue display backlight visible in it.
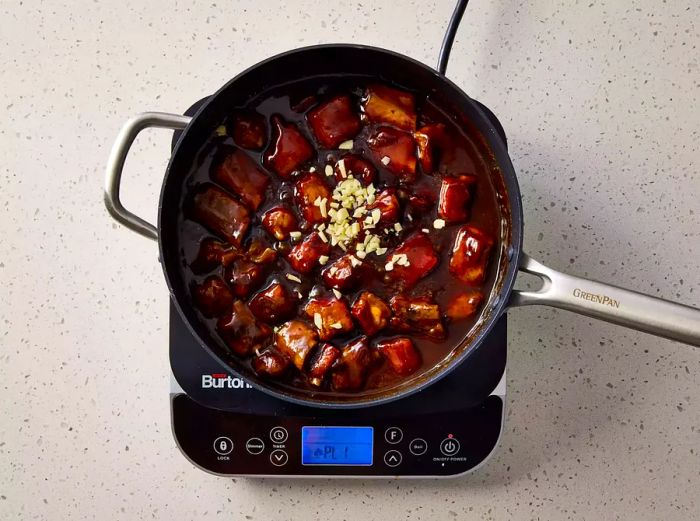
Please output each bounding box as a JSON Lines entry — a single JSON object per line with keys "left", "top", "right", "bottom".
{"left": 301, "top": 426, "right": 373, "bottom": 466}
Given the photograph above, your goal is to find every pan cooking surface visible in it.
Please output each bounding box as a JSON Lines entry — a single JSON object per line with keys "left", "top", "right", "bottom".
{"left": 175, "top": 75, "right": 507, "bottom": 398}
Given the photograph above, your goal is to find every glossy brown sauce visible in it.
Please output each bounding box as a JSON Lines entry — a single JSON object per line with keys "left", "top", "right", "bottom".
{"left": 178, "top": 76, "right": 503, "bottom": 395}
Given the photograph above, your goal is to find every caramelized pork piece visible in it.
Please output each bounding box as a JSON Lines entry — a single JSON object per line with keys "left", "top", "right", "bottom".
{"left": 307, "top": 95, "right": 362, "bottom": 148}
{"left": 304, "top": 295, "right": 354, "bottom": 340}
{"left": 366, "top": 188, "right": 400, "bottom": 225}
{"left": 334, "top": 154, "right": 377, "bottom": 186}
{"left": 286, "top": 232, "right": 331, "bottom": 273}
{"left": 414, "top": 123, "right": 447, "bottom": 173}
{"left": 367, "top": 126, "right": 416, "bottom": 181}
{"left": 404, "top": 189, "right": 436, "bottom": 223}
{"left": 384, "top": 232, "right": 439, "bottom": 289}
{"left": 351, "top": 291, "right": 391, "bottom": 336}
{"left": 191, "top": 238, "right": 240, "bottom": 273}
{"left": 376, "top": 337, "right": 421, "bottom": 375}
{"left": 249, "top": 282, "right": 296, "bottom": 324}
{"left": 231, "top": 111, "right": 266, "bottom": 150}
{"left": 217, "top": 301, "right": 272, "bottom": 356}
{"left": 408, "top": 191, "right": 435, "bottom": 212}
{"left": 252, "top": 349, "right": 290, "bottom": 378}
{"left": 275, "top": 320, "right": 319, "bottom": 370}
{"left": 362, "top": 84, "right": 416, "bottom": 130}
{"left": 246, "top": 238, "right": 277, "bottom": 265}
{"left": 449, "top": 225, "right": 494, "bottom": 285}
{"left": 446, "top": 290, "right": 484, "bottom": 321}
{"left": 389, "top": 294, "right": 446, "bottom": 341}
{"left": 262, "top": 206, "right": 298, "bottom": 240}
{"left": 193, "top": 276, "right": 233, "bottom": 318}
{"left": 321, "top": 254, "right": 370, "bottom": 291}
{"left": 331, "top": 337, "right": 372, "bottom": 391}
{"left": 212, "top": 149, "right": 270, "bottom": 211}
{"left": 307, "top": 343, "right": 341, "bottom": 380}
{"left": 190, "top": 185, "right": 250, "bottom": 246}
{"left": 224, "top": 258, "right": 265, "bottom": 298}
{"left": 438, "top": 175, "right": 476, "bottom": 223}
{"left": 294, "top": 173, "right": 332, "bottom": 224}
{"left": 264, "top": 116, "right": 314, "bottom": 178}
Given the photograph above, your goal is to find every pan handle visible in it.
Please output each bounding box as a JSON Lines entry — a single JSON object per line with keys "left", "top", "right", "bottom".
{"left": 509, "top": 253, "right": 700, "bottom": 346}
{"left": 104, "top": 112, "right": 192, "bottom": 241}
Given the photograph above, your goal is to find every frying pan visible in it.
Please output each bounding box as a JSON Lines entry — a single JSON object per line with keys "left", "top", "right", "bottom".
{"left": 104, "top": 3, "right": 700, "bottom": 409}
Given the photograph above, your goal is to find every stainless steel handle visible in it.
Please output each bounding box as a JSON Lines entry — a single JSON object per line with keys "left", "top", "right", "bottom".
{"left": 104, "top": 112, "right": 192, "bottom": 241}
{"left": 510, "top": 253, "right": 700, "bottom": 346}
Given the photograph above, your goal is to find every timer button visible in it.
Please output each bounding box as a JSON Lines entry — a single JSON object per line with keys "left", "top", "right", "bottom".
{"left": 270, "top": 449, "right": 289, "bottom": 467}
{"left": 440, "top": 437, "right": 460, "bottom": 456}
{"left": 269, "top": 426, "right": 288, "bottom": 443}
{"left": 384, "top": 427, "right": 403, "bottom": 444}
{"left": 245, "top": 437, "right": 265, "bottom": 455}
{"left": 409, "top": 438, "right": 428, "bottom": 456}
{"left": 384, "top": 450, "right": 402, "bottom": 467}
{"left": 213, "top": 436, "right": 233, "bottom": 455}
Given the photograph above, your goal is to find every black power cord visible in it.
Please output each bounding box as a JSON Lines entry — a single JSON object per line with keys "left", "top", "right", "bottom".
{"left": 437, "top": 0, "right": 469, "bottom": 75}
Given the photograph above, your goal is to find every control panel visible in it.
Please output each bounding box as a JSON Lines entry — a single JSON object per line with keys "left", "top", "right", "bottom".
{"left": 171, "top": 393, "right": 503, "bottom": 477}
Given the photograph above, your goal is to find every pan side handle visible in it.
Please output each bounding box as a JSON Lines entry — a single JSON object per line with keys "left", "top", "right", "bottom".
{"left": 509, "top": 253, "right": 700, "bottom": 347}
{"left": 104, "top": 112, "right": 192, "bottom": 241}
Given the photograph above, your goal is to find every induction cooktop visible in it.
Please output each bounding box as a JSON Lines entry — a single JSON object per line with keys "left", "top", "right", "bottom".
{"left": 168, "top": 94, "right": 509, "bottom": 478}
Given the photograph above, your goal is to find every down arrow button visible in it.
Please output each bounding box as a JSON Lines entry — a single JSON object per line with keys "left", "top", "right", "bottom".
{"left": 270, "top": 449, "right": 289, "bottom": 466}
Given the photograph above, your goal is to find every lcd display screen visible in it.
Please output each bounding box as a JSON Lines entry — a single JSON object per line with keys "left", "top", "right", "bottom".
{"left": 301, "top": 426, "right": 373, "bottom": 466}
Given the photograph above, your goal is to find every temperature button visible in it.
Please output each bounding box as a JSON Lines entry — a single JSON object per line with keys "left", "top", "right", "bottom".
{"left": 269, "top": 426, "right": 288, "bottom": 444}
{"left": 440, "top": 437, "right": 460, "bottom": 456}
{"left": 213, "top": 436, "right": 233, "bottom": 455}
{"left": 384, "top": 427, "right": 403, "bottom": 444}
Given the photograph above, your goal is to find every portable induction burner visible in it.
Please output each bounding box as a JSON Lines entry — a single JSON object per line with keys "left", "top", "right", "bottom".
{"left": 168, "top": 96, "right": 509, "bottom": 478}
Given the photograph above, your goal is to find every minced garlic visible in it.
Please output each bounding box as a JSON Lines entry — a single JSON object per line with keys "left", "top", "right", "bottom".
{"left": 337, "top": 159, "right": 347, "bottom": 179}
{"left": 310, "top": 178, "right": 395, "bottom": 258}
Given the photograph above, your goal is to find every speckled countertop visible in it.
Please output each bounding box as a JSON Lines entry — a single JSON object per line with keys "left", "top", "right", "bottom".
{"left": 1, "top": 0, "right": 698, "bottom": 519}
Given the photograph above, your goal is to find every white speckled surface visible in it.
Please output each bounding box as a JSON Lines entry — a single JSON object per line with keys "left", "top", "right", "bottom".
{"left": 1, "top": 0, "right": 698, "bottom": 519}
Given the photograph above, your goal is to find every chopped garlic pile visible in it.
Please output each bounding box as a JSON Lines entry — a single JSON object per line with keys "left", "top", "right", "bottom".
{"left": 311, "top": 173, "right": 389, "bottom": 257}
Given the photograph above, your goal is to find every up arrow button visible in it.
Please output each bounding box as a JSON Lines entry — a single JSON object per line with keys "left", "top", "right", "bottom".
{"left": 384, "top": 450, "right": 402, "bottom": 467}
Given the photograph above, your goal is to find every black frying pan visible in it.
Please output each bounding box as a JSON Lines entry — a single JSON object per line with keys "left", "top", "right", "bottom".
{"left": 105, "top": 4, "right": 700, "bottom": 409}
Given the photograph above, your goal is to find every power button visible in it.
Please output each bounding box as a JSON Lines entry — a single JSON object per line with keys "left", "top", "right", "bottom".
{"left": 440, "top": 437, "right": 460, "bottom": 456}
